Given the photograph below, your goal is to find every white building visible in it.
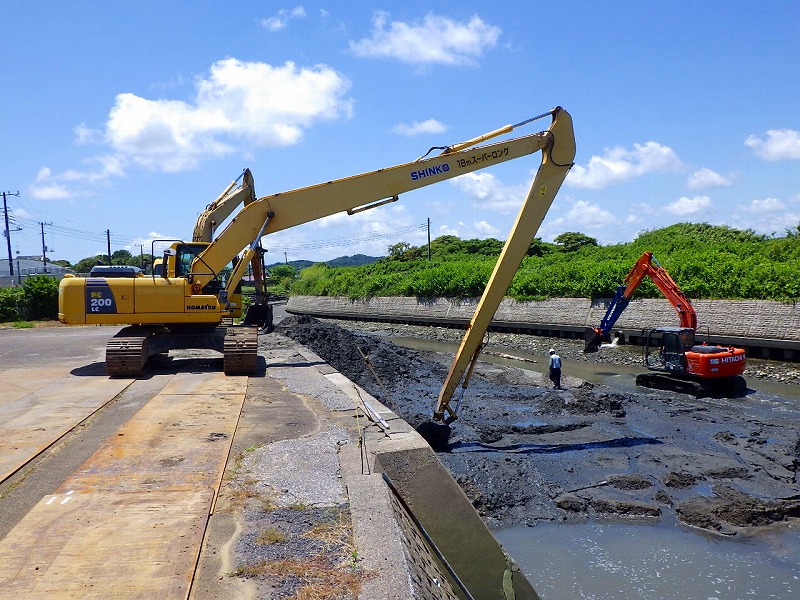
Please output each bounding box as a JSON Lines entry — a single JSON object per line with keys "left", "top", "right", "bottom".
{"left": 0, "top": 256, "right": 72, "bottom": 287}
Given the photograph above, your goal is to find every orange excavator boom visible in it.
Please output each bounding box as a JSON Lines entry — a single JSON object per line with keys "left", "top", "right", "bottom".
{"left": 584, "top": 252, "right": 696, "bottom": 351}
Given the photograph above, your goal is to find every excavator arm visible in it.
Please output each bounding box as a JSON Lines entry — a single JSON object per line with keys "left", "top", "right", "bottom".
{"left": 193, "top": 107, "right": 575, "bottom": 421}
{"left": 584, "top": 251, "right": 697, "bottom": 351}
{"left": 192, "top": 169, "right": 257, "bottom": 243}
{"left": 187, "top": 108, "right": 573, "bottom": 293}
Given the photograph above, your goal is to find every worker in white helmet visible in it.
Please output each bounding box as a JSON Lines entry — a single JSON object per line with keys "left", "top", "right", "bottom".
{"left": 548, "top": 348, "right": 562, "bottom": 390}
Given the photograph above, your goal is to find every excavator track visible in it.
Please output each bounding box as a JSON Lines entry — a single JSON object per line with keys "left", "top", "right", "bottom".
{"left": 106, "top": 328, "right": 152, "bottom": 377}
{"left": 635, "top": 373, "right": 747, "bottom": 398}
{"left": 223, "top": 326, "right": 259, "bottom": 375}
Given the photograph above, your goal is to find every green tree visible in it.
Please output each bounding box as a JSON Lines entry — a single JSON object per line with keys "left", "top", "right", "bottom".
{"left": 554, "top": 232, "right": 598, "bottom": 252}
{"left": 269, "top": 264, "right": 297, "bottom": 280}
{"left": 527, "top": 237, "right": 555, "bottom": 257}
{"left": 387, "top": 241, "right": 412, "bottom": 260}
{"left": 111, "top": 249, "right": 133, "bottom": 265}
{"left": 21, "top": 275, "right": 59, "bottom": 320}
{"left": 74, "top": 255, "right": 107, "bottom": 273}
{"left": 0, "top": 287, "right": 23, "bottom": 322}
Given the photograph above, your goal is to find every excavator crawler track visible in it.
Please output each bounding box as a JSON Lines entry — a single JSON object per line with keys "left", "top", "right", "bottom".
{"left": 223, "top": 326, "right": 259, "bottom": 375}
{"left": 106, "top": 329, "right": 151, "bottom": 377}
{"left": 635, "top": 373, "right": 747, "bottom": 398}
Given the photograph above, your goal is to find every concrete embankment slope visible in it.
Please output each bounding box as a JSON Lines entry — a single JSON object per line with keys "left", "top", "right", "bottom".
{"left": 287, "top": 296, "right": 800, "bottom": 358}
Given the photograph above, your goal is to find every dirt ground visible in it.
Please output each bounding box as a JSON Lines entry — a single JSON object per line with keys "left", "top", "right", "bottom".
{"left": 278, "top": 315, "right": 800, "bottom": 538}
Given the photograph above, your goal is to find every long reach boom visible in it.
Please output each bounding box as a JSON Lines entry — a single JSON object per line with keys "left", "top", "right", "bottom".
{"left": 59, "top": 107, "right": 575, "bottom": 421}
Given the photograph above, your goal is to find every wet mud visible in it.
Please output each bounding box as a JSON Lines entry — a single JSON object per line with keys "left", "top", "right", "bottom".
{"left": 277, "top": 316, "right": 800, "bottom": 537}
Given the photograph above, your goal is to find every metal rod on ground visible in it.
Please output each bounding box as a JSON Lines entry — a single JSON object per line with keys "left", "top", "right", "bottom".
{"left": 356, "top": 347, "right": 394, "bottom": 429}
{"left": 566, "top": 480, "right": 609, "bottom": 493}
{"left": 352, "top": 382, "right": 390, "bottom": 433}
{"left": 482, "top": 350, "right": 537, "bottom": 363}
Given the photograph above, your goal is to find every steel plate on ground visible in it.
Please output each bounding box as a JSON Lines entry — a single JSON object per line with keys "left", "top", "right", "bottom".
{"left": 0, "top": 490, "right": 209, "bottom": 599}
{"left": 0, "top": 372, "right": 247, "bottom": 598}
{"left": 0, "top": 374, "right": 133, "bottom": 483}
{"left": 0, "top": 368, "right": 72, "bottom": 404}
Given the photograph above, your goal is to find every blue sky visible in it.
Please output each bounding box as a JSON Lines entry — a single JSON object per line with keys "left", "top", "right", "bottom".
{"left": 2, "top": 1, "right": 798, "bottom": 265}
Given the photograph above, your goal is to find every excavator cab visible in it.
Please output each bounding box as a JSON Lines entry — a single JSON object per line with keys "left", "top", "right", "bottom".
{"left": 643, "top": 327, "right": 693, "bottom": 374}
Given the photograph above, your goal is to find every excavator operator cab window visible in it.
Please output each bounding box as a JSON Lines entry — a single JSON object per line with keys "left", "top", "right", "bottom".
{"left": 175, "top": 247, "right": 194, "bottom": 277}
{"left": 174, "top": 243, "right": 209, "bottom": 278}
{"left": 662, "top": 332, "right": 689, "bottom": 372}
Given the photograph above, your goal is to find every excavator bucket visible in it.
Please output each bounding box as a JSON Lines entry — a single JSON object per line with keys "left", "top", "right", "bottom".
{"left": 583, "top": 327, "right": 604, "bottom": 353}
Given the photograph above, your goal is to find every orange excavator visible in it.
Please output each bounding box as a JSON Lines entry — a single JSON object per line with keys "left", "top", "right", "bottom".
{"left": 583, "top": 252, "right": 747, "bottom": 396}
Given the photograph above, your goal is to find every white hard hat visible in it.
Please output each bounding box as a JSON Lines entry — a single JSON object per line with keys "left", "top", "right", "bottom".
{"left": 549, "top": 348, "right": 555, "bottom": 354}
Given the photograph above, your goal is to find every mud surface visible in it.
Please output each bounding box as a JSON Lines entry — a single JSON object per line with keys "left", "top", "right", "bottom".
{"left": 278, "top": 315, "right": 800, "bottom": 537}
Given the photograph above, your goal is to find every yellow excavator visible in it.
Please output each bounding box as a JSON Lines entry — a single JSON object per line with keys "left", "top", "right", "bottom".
{"left": 59, "top": 107, "right": 575, "bottom": 421}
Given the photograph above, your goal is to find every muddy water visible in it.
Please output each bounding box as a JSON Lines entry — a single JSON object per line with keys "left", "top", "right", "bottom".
{"left": 494, "top": 520, "right": 800, "bottom": 600}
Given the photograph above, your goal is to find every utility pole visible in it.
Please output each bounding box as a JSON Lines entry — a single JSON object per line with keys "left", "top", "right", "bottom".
{"left": 427, "top": 218, "right": 432, "bottom": 261}
{"left": 106, "top": 229, "right": 111, "bottom": 265}
{"left": 2, "top": 191, "right": 20, "bottom": 276}
{"left": 39, "top": 222, "right": 52, "bottom": 273}
{"left": 284, "top": 252, "right": 288, "bottom": 265}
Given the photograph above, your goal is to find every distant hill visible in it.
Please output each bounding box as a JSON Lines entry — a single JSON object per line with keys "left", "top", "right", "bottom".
{"left": 327, "top": 254, "right": 379, "bottom": 267}
{"left": 266, "top": 254, "right": 379, "bottom": 271}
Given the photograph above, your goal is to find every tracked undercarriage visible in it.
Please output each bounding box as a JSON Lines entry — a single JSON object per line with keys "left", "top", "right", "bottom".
{"left": 105, "top": 324, "right": 259, "bottom": 377}
{"left": 635, "top": 372, "right": 747, "bottom": 398}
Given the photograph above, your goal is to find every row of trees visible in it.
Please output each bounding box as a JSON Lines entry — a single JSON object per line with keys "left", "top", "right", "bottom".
{"left": 57, "top": 250, "right": 156, "bottom": 274}
{"left": 15, "top": 223, "right": 794, "bottom": 325}
{"left": 284, "top": 223, "right": 800, "bottom": 301}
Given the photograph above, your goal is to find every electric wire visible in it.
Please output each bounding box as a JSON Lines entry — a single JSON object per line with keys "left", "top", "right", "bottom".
{"left": 7, "top": 208, "right": 428, "bottom": 260}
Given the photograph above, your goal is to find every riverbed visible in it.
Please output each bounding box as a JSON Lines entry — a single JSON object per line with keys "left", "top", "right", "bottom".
{"left": 278, "top": 315, "right": 800, "bottom": 599}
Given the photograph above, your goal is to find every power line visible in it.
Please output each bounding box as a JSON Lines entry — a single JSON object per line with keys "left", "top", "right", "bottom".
{"left": 7, "top": 206, "right": 428, "bottom": 262}
{"left": 9, "top": 214, "right": 136, "bottom": 244}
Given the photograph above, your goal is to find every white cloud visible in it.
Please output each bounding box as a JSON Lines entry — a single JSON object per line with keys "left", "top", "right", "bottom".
{"left": 31, "top": 58, "right": 353, "bottom": 196}
{"left": 75, "top": 122, "right": 102, "bottom": 145}
{"left": 261, "top": 6, "right": 306, "bottom": 32}
{"left": 550, "top": 200, "right": 616, "bottom": 230}
{"left": 105, "top": 59, "right": 352, "bottom": 172}
{"left": 29, "top": 157, "right": 123, "bottom": 200}
{"left": 392, "top": 118, "right": 447, "bottom": 136}
{"left": 567, "top": 142, "right": 682, "bottom": 189}
{"left": 686, "top": 167, "right": 734, "bottom": 190}
{"left": 349, "top": 12, "right": 500, "bottom": 66}
{"left": 743, "top": 197, "right": 786, "bottom": 212}
{"left": 127, "top": 232, "right": 179, "bottom": 257}
{"left": 450, "top": 172, "right": 527, "bottom": 213}
{"left": 437, "top": 220, "right": 500, "bottom": 239}
{"left": 665, "top": 195, "right": 712, "bottom": 215}
{"left": 745, "top": 129, "right": 800, "bottom": 160}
